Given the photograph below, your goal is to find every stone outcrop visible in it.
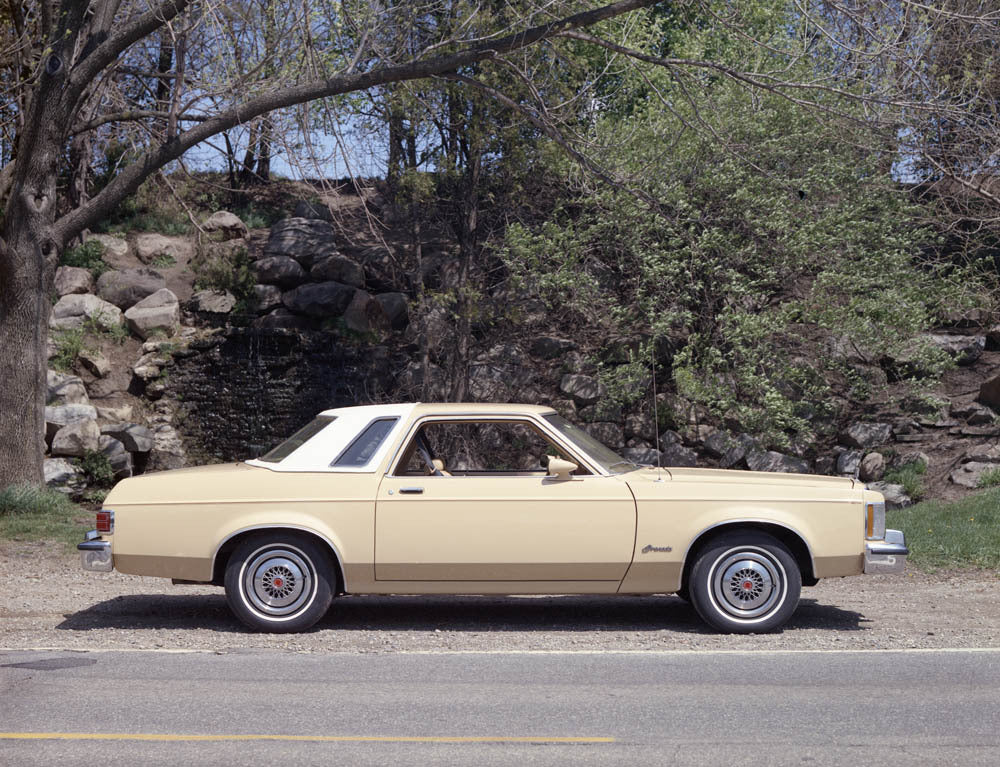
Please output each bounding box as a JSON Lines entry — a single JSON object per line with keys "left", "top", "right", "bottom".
{"left": 50, "top": 419, "right": 101, "bottom": 457}
{"left": 559, "top": 374, "right": 605, "bottom": 406}
{"left": 133, "top": 233, "right": 193, "bottom": 265}
{"left": 54, "top": 266, "right": 94, "bottom": 296}
{"left": 839, "top": 422, "right": 893, "bottom": 449}
{"left": 97, "top": 268, "right": 167, "bottom": 309}
{"left": 202, "top": 210, "right": 248, "bottom": 240}
{"left": 255, "top": 256, "right": 305, "bottom": 288}
{"left": 50, "top": 294, "right": 123, "bottom": 331}
{"left": 264, "top": 217, "right": 339, "bottom": 269}
{"left": 282, "top": 281, "right": 355, "bottom": 318}
{"left": 190, "top": 289, "right": 236, "bottom": 314}
{"left": 124, "top": 288, "right": 180, "bottom": 339}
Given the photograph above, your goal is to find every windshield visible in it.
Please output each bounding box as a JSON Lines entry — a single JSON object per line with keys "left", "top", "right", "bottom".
{"left": 259, "top": 415, "right": 336, "bottom": 463}
{"left": 543, "top": 413, "right": 636, "bottom": 474}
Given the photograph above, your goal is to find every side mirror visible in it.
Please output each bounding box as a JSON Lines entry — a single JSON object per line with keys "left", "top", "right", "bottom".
{"left": 546, "top": 457, "right": 578, "bottom": 480}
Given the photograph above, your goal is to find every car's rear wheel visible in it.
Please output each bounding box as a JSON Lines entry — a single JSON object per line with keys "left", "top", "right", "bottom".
{"left": 688, "top": 532, "right": 800, "bottom": 633}
{"left": 224, "top": 533, "right": 334, "bottom": 632}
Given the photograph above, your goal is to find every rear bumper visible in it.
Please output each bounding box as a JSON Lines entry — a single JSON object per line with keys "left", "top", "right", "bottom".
{"left": 78, "top": 530, "right": 113, "bottom": 572}
{"left": 864, "top": 529, "right": 908, "bottom": 574}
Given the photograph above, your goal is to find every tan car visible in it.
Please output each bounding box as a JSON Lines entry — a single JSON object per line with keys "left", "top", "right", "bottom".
{"left": 79, "top": 403, "right": 907, "bottom": 634}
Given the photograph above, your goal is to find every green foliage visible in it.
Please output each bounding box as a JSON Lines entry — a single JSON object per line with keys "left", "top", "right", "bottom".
{"left": 79, "top": 450, "right": 115, "bottom": 489}
{"left": 888, "top": 490, "right": 1000, "bottom": 571}
{"left": 192, "top": 245, "right": 255, "bottom": 304}
{"left": 499, "top": 1, "right": 975, "bottom": 447}
{"left": 884, "top": 462, "right": 928, "bottom": 502}
{"left": 0, "top": 484, "right": 76, "bottom": 517}
{"left": 50, "top": 329, "right": 86, "bottom": 372}
{"left": 150, "top": 253, "right": 177, "bottom": 268}
{"left": 60, "top": 240, "right": 110, "bottom": 278}
{"left": 977, "top": 467, "right": 1000, "bottom": 489}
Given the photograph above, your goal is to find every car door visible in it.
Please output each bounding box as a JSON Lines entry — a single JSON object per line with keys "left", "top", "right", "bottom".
{"left": 374, "top": 418, "right": 637, "bottom": 585}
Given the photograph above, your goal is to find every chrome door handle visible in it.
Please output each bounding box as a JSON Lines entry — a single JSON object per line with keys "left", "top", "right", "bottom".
{"left": 399, "top": 487, "right": 424, "bottom": 494}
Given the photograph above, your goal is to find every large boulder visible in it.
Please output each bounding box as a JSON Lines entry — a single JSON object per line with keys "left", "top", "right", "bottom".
{"left": 100, "top": 423, "right": 155, "bottom": 453}
{"left": 50, "top": 419, "right": 101, "bottom": 457}
{"left": 621, "top": 446, "right": 662, "bottom": 466}
{"left": 264, "top": 217, "right": 339, "bottom": 269}
{"left": 310, "top": 254, "right": 365, "bottom": 288}
{"left": 50, "top": 293, "right": 123, "bottom": 331}
{"left": 79, "top": 348, "right": 111, "bottom": 378}
{"left": 45, "top": 403, "right": 98, "bottom": 443}
{"left": 373, "top": 292, "right": 409, "bottom": 330}
{"left": 251, "top": 284, "right": 283, "bottom": 313}
{"left": 530, "top": 336, "right": 577, "bottom": 360}
{"left": 859, "top": 452, "right": 886, "bottom": 482}
{"left": 54, "top": 266, "right": 94, "bottom": 296}
{"left": 44, "top": 458, "right": 85, "bottom": 495}
{"left": 293, "top": 200, "right": 334, "bottom": 221}
{"left": 189, "top": 289, "right": 236, "bottom": 314}
{"left": 96, "top": 267, "right": 166, "bottom": 309}
{"left": 254, "top": 255, "right": 306, "bottom": 288}
{"left": 584, "top": 422, "right": 625, "bottom": 449}
{"left": 836, "top": 450, "right": 862, "bottom": 476}
{"left": 559, "top": 374, "right": 606, "bottom": 406}
{"left": 746, "top": 450, "right": 810, "bottom": 474}
{"left": 202, "top": 210, "right": 248, "bottom": 240}
{"left": 133, "top": 233, "right": 193, "bottom": 265}
{"left": 839, "top": 422, "right": 893, "bottom": 449}
{"left": 925, "top": 333, "right": 985, "bottom": 366}
{"left": 47, "top": 370, "right": 89, "bottom": 406}
{"left": 950, "top": 461, "right": 997, "bottom": 489}
{"left": 124, "top": 288, "right": 180, "bottom": 340}
{"left": 282, "top": 281, "right": 355, "bottom": 318}
{"left": 661, "top": 442, "right": 698, "bottom": 467}
{"left": 99, "top": 435, "right": 133, "bottom": 481}
{"left": 147, "top": 424, "right": 186, "bottom": 471}
{"left": 866, "top": 481, "right": 912, "bottom": 510}
{"left": 252, "top": 308, "right": 314, "bottom": 329}
{"left": 83, "top": 233, "right": 129, "bottom": 264}
{"left": 341, "top": 290, "right": 380, "bottom": 333}
{"left": 719, "top": 434, "right": 762, "bottom": 469}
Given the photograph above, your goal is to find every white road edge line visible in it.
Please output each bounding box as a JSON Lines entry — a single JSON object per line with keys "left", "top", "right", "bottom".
{"left": 2, "top": 646, "right": 1000, "bottom": 656}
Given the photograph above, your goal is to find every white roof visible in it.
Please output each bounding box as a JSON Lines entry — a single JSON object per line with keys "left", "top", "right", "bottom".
{"left": 246, "top": 403, "right": 417, "bottom": 473}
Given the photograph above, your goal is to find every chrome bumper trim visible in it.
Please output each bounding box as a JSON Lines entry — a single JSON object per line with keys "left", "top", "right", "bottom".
{"left": 78, "top": 531, "right": 113, "bottom": 572}
{"left": 864, "top": 528, "right": 908, "bottom": 574}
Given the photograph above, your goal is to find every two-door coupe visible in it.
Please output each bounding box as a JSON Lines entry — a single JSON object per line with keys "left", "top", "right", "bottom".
{"left": 79, "top": 403, "right": 908, "bottom": 633}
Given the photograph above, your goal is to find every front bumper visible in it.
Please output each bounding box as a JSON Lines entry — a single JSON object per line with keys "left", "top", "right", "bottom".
{"left": 78, "top": 530, "right": 113, "bottom": 572}
{"left": 864, "top": 529, "right": 908, "bottom": 574}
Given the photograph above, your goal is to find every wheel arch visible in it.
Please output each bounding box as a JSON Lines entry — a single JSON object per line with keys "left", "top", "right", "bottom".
{"left": 212, "top": 525, "right": 346, "bottom": 593}
{"left": 681, "top": 520, "right": 816, "bottom": 591}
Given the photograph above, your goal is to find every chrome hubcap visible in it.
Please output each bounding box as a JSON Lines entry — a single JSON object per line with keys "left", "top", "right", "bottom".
{"left": 243, "top": 547, "right": 313, "bottom": 617}
{"left": 712, "top": 549, "right": 784, "bottom": 620}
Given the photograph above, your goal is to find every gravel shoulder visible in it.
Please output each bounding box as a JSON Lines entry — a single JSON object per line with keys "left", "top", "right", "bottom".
{"left": 2, "top": 540, "right": 998, "bottom": 653}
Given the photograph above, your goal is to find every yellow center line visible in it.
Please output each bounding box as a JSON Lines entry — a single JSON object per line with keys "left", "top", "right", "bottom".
{"left": 0, "top": 732, "right": 614, "bottom": 744}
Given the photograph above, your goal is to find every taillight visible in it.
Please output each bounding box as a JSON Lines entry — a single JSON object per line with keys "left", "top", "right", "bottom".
{"left": 96, "top": 509, "right": 115, "bottom": 534}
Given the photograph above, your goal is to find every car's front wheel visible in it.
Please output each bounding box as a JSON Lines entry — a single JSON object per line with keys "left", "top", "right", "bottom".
{"left": 688, "top": 532, "right": 801, "bottom": 633}
{"left": 224, "top": 533, "right": 334, "bottom": 632}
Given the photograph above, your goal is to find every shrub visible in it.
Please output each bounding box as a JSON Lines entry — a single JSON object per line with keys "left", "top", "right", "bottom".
{"left": 51, "top": 329, "right": 86, "bottom": 372}
{"left": 79, "top": 450, "right": 115, "bottom": 488}
{"left": 977, "top": 467, "right": 1000, "bottom": 489}
{"left": 60, "top": 241, "right": 110, "bottom": 278}
{"left": 192, "top": 244, "right": 255, "bottom": 303}
{"left": 884, "top": 462, "right": 928, "bottom": 502}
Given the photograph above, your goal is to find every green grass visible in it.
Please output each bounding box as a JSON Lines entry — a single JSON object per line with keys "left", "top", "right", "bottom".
{"left": 888, "top": 489, "right": 1000, "bottom": 571}
{"left": 883, "top": 461, "right": 928, "bottom": 501}
{"left": 0, "top": 485, "right": 90, "bottom": 549}
{"left": 977, "top": 467, "right": 1000, "bottom": 489}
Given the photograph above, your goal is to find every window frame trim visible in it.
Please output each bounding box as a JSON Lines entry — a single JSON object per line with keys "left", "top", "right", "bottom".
{"left": 385, "top": 413, "right": 604, "bottom": 478}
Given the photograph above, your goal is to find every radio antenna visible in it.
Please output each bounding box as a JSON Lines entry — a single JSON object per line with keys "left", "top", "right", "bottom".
{"left": 651, "top": 343, "right": 663, "bottom": 480}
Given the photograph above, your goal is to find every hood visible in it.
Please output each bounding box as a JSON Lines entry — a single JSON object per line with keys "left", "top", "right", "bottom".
{"left": 627, "top": 465, "right": 858, "bottom": 491}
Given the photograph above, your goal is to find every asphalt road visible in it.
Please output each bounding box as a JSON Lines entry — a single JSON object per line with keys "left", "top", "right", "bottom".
{"left": 1, "top": 648, "right": 998, "bottom": 766}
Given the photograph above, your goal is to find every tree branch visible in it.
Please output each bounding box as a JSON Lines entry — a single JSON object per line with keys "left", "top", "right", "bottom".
{"left": 69, "top": 0, "right": 190, "bottom": 93}
{"left": 54, "top": 0, "right": 660, "bottom": 244}
{"left": 71, "top": 110, "right": 211, "bottom": 135}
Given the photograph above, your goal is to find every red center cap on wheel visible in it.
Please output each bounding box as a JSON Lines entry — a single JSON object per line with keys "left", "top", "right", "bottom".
{"left": 273, "top": 578, "right": 283, "bottom": 588}
{"left": 743, "top": 580, "right": 753, "bottom": 591}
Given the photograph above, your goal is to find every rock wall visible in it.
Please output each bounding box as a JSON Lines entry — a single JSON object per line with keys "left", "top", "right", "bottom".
{"left": 166, "top": 328, "right": 398, "bottom": 463}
